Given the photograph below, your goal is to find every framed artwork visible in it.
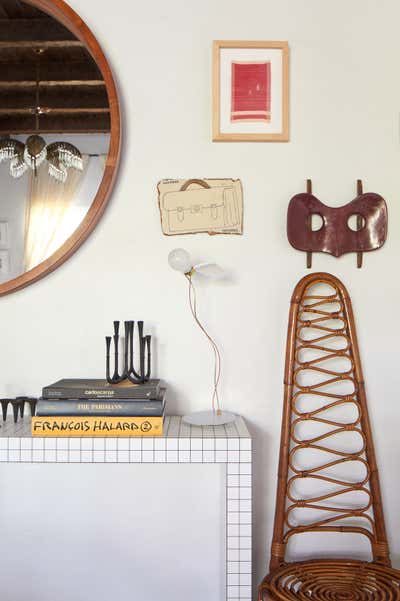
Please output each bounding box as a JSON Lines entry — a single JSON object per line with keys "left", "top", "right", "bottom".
{"left": 213, "top": 40, "right": 289, "bottom": 142}
{"left": 158, "top": 178, "right": 243, "bottom": 235}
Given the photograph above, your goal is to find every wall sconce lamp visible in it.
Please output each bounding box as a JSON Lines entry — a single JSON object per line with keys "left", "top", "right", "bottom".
{"left": 168, "top": 248, "right": 236, "bottom": 426}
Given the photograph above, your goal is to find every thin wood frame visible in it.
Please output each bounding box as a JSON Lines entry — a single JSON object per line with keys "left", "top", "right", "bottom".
{"left": 0, "top": 0, "right": 121, "bottom": 297}
{"left": 213, "top": 40, "right": 289, "bottom": 142}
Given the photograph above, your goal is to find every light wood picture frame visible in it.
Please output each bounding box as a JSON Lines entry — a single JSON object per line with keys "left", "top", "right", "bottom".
{"left": 213, "top": 40, "right": 289, "bottom": 142}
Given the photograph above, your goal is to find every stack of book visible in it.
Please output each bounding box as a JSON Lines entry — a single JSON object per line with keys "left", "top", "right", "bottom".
{"left": 31, "top": 379, "right": 165, "bottom": 437}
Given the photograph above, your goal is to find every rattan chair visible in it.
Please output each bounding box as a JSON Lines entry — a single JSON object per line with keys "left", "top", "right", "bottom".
{"left": 259, "top": 273, "right": 400, "bottom": 600}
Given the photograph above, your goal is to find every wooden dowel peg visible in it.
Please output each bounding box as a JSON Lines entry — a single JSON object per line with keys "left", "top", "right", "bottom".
{"left": 306, "top": 179, "right": 312, "bottom": 269}
{"left": 356, "top": 179, "right": 363, "bottom": 268}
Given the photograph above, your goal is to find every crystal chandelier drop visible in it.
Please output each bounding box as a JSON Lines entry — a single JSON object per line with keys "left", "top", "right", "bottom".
{"left": 0, "top": 48, "right": 83, "bottom": 183}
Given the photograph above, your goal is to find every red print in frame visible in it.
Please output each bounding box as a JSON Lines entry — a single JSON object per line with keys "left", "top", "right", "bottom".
{"left": 231, "top": 62, "right": 271, "bottom": 122}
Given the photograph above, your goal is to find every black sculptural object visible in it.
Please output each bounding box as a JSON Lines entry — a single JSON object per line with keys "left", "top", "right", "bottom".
{"left": 0, "top": 397, "right": 37, "bottom": 423}
{"left": 106, "top": 320, "right": 151, "bottom": 385}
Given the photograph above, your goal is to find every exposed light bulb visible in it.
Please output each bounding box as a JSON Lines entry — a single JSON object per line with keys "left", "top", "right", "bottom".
{"left": 168, "top": 248, "right": 193, "bottom": 274}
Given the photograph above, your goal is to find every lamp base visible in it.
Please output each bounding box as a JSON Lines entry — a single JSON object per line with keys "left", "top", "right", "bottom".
{"left": 182, "top": 410, "right": 237, "bottom": 426}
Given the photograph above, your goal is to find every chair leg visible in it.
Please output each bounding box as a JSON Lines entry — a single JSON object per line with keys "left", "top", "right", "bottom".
{"left": 258, "top": 580, "right": 273, "bottom": 601}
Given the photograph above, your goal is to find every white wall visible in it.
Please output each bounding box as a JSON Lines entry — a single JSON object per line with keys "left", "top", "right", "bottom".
{"left": 0, "top": 0, "right": 400, "bottom": 596}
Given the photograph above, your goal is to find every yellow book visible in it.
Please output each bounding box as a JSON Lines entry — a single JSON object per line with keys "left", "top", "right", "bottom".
{"left": 31, "top": 415, "right": 163, "bottom": 437}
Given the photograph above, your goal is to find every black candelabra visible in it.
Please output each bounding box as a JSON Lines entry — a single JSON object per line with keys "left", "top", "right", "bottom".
{"left": 106, "top": 320, "right": 151, "bottom": 385}
{"left": 0, "top": 397, "right": 38, "bottom": 423}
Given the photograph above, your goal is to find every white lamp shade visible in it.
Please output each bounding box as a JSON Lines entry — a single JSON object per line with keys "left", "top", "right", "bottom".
{"left": 168, "top": 248, "right": 193, "bottom": 273}
{"left": 194, "top": 262, "right": 224, "bottom": 280}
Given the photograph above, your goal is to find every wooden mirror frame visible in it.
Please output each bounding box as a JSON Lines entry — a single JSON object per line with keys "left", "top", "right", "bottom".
{"left": 0, "top": 0, "right": 121, "bottom": 296}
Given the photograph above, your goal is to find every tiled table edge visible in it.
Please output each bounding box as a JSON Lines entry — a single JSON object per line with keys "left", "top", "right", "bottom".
{"left": 0, "top": 415, "right": 252, "bottom": 601}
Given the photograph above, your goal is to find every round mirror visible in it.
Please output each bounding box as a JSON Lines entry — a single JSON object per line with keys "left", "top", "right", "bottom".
{"left": 0, "top": 0, "right": 120, "bottom": 295}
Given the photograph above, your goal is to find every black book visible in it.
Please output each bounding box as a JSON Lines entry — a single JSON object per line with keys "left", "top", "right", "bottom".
{"left": 42, "top": 378, "right": 161, "bottom": 400}
{"left": 36, "top": 389, "right": 166, "bottom": 417}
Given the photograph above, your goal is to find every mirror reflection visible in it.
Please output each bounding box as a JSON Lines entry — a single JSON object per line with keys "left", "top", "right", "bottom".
{"left": 0, "top": 0, "right": 110, "bottom": 283}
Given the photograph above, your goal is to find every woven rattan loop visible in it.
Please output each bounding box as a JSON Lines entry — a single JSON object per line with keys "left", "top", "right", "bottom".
{"left": 373, "top": 542, "right": 390, "bottom": 560}
{"left": 271, "top": 543, "right": 286, "bottom": 557}
{"left": 260, "top": 560, "right": 400, "bottom": 601}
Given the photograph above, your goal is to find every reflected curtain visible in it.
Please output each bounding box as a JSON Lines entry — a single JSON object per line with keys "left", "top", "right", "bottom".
{"left": 23, "top": 157, "right": 89, "bottom": 271}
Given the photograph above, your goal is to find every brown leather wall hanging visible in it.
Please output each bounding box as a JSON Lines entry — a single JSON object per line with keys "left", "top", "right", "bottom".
{"left": 287, "top": 180, "right": 388, "bottom": 268}
{"left": 258, "top": 272, "right": 400, "bottom": 600}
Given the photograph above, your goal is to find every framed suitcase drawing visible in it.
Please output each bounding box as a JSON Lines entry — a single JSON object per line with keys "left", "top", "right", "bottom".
{"left": 158, "top": 178, "right": 243, "bottom": 236}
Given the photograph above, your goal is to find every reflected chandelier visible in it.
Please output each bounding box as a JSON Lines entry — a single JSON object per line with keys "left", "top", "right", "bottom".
{"left": 0, "top": 135, "right": 83, "bottom": 183}
{"left": 0, "top": 47, "right": 83, "bottom": 183}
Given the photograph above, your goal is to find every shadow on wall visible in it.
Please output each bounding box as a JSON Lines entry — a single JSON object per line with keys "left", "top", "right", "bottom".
{"left": 244, "top": 417, "right": 273, "bottom": 594}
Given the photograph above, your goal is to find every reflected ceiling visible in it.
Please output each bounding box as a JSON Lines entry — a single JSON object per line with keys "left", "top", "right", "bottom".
{"left": 0, "top": 0, "right": 110, "bottom": 134}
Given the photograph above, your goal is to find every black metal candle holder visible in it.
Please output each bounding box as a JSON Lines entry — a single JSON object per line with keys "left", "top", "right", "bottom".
{"left": 0, "top": 397, "right": 38, "bottom": 423}
{"left": 105, "top": 320, "right": 151, "bottom": 385}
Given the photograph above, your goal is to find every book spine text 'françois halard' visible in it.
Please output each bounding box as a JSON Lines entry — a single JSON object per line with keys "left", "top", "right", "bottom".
{"left": 31, "top": 416, "right": 163, "bottom": 437}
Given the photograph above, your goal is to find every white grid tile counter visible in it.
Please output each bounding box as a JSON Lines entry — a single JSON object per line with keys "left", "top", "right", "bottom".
{"left": 0, "top": 415, "right": 252, "bottom": 601}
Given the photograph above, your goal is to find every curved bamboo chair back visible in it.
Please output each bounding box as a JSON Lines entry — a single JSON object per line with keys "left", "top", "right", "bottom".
{"left": 270, "top": 272, "right": 390, "bottom": 571}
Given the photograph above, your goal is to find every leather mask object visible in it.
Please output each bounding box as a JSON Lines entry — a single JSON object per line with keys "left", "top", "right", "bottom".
{"left": 287, "top": 192, "right": 387, "bottom": 258}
